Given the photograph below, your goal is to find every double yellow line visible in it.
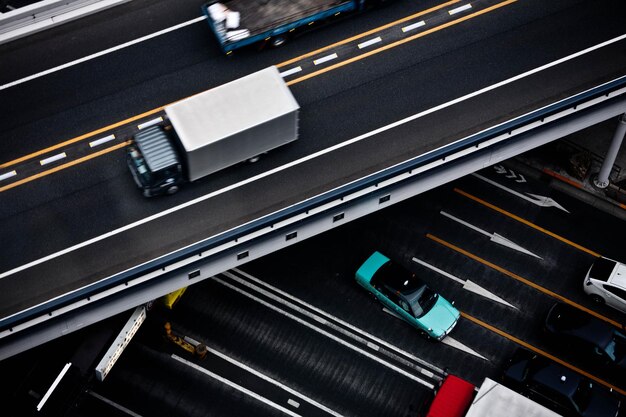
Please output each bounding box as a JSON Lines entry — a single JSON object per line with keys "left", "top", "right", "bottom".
{"left": 0, "top": 0, "right": 518, "bottom": 193}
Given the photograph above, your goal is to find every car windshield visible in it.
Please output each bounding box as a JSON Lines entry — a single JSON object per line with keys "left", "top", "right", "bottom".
{"left": 404, "top": 285, "right": 438, "bottom": 318}
{"left": 571, "top": 382, "right": 593, "bottom": 413}
{"left": 589, "top": 257, "right": 617, "bottom": 282}
{"left": 374, "top": 261, "right": 439, "bottom": 318}
{"left": 605, "top": 331, "right": 626, "bottom": 362}
{"left": 128, "top": 147, "right": 152, "bottom": 185}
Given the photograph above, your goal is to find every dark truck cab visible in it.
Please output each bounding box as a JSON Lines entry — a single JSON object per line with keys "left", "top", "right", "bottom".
{"left": 126, "top": 125, "right": 184, "bottom": 197}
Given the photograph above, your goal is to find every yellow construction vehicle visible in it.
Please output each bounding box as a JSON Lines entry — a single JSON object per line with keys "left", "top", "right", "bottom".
{"left": 163, "top": 322, "right": 207, "bottom": 359}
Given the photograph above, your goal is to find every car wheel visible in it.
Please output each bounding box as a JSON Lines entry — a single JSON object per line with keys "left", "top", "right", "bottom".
{"left": 166, "top": 185, "right": 179, "bottom": 195}
{"left": 590, "top": 295, "right": 605, "bottom": 305}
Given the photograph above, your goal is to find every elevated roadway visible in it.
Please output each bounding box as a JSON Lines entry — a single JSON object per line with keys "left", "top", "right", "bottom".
{"left": 0, "top": 0, "right": 625, "bottom": 359}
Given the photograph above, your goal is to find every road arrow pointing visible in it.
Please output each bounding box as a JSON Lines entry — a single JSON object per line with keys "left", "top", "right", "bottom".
{"left": 441, "top": 336, "right": 489, "bottom": 361}
{"left": 490, "top": 233, "right": 542, "bottom": 259}
{"left": 441, "top": 211, "right": 543, "bottom": 259}
{"left": 472, "top": 173, "right": 569, "bottom": 213}
{"left": 525, "top": 192, "right": 570, "bottom": 212}
{"left": 494, "top": 165, "right": 507, "bottom": 174}
{"left": 412, "top": 257, "right": 518, "bottom": 310}
{"left": 382, "top": 305, "right": 489, "bottom": 361}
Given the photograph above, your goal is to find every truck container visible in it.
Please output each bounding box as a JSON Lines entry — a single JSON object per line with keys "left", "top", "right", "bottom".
{"left": 202, "top": 0, "right": 392, "bottom": 54}
{"left": 126, "top": 66, "right": 300, "bottom": 197}
{"left": 423, "top": 376, "right": 562, "bottom": 417}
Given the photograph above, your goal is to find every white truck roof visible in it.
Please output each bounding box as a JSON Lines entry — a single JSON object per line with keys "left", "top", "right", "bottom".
{"left": 164, "top": 66, "right": 299, "bottom": 152}
{"left": 465, "top": 378, "right": 562, "bottom": 417}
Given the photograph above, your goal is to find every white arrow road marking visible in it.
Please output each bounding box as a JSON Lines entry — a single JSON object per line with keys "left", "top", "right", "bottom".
{"left": 493, "top": 165, "right": 526, "bottom": 183}
{"left": 382, "top": 306, "right": 488, "bottom": 361}
{"left": 472, "top": 173, "right": 569, "bottom": 212}
{"left": 525, "top": 192, "right": 569, "bottom": 211}
{"left": 441, "top": 337, "right": 488, "bottom": 361}
{"left": 412, "top": 257, "right": 518, "bottom": 310}
{"left": 440, "top": 211, "right": 542, "bottom": 259}
{"left": 494, "top": 165, "right": 507, "bottom": 174}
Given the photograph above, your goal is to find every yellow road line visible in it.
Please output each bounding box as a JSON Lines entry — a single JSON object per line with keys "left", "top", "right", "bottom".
{"left": 0, "top": 110, "right": 162, "bottom": 170}
{"left": 427, "top": 233, "right": 623, "bottom": 329}
{"left": 1, "top": 1, "right": 459, "bottom": 171}
{"left": 461, "top": 311, "right": 626, "bottom": 396}
{"left": 286, "top": 0, "right": 518, "bottom": 86}
{"left": 1, "top": 1, "right": 513, "bottom": 188}
{"left": 0, "top": 141, "right": 131, "bottom": 193}
{"left": 275, "top": 0, "right": 461, "bottom": 68}
{"left": 455, "top": 188, "right": 601, "bottom": 257}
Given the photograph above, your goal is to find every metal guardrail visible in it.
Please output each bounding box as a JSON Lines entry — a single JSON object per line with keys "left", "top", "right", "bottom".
{"left": 0, "top": 0, "right": 131, "bottom": 44}
{"left": 2, "top": 74, "right": 625, "bottom": 336}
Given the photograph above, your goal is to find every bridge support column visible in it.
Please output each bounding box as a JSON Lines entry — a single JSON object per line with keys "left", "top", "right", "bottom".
{"left": 593, "top": 113, "right": 626, "bottom": 189}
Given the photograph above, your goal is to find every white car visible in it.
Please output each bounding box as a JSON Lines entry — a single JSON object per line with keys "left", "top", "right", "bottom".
{"left": 583, "top": 256, "right": 626, "bottom": 314}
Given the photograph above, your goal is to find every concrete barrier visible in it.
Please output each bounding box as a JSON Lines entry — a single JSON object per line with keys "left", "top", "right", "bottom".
{"left": 0, "top": 0, "right": 132, "bottom": 44}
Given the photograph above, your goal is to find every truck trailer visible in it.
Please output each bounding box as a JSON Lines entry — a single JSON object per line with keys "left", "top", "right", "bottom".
{"left": 126, "top": 66, "right": 300, "bottom": 197}
{"left": 424, "top": 376, "right": 562, "bottom": 417}
{"left": 202, "top": 0, "right": 392, "bottom": 54}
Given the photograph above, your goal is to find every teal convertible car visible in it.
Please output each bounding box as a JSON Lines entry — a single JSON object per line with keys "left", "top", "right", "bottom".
{"left": 355, "top": 251, "right": 460, "bottom": 340}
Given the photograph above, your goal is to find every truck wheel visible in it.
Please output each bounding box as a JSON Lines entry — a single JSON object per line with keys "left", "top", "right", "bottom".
{"left": 166, "top": 185, "right": 179, "bottom": 195}
{"left": 247, "top": 155, "right": 260, "bottom": 163}
{"left": 270, "top": 35, "right": 288, "bottom": 48}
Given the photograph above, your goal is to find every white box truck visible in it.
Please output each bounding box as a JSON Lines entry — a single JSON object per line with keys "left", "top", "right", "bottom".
{"left": 423, "top": 376, "right": 562, "bottom": 417}
{"left": 127, "top": 66, "right": 300, "bottom": 197}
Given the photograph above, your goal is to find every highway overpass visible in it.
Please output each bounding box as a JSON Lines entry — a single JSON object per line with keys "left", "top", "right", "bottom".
{"left": 0, "top": 0, "right": 625, "bottom": 360}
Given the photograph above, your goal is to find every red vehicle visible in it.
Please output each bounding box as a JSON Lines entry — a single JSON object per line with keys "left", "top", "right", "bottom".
{"left": 425, "top": 374, "right": 476, "bottom": 417}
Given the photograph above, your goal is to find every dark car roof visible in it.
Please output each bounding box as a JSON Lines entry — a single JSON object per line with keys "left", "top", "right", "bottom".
{"left": 545, "top": 303, "right": 614, "bottom": 349}
{"left": 507, "top": 348, "right": 621, "bottom": 417}
{"left": 371, "top": 260, "right": 425, "bottom": 294}
{"left": 531, "top": 362, "right": 579, "bottom": 398}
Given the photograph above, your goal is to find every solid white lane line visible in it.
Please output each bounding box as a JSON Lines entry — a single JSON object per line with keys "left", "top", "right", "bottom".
{"left": 448, "top": 4, "right": 472, "bottom": 15}
{"left": 3, "top": 34, "right": 624, "bottom": 280}
{"left": 87, "top": 391, "right": 144, "bottom": 417}
{"left": 200, "top": 344, "right": 344, "bottom": 417}
{"left": 89, "top": 134, "right": 116, "bottom": 148}
{"left": 172, "top": 355, "right": 303, "bottom": 417}
{"left": 313, "top": 53, "right": 338, "bottom": 65}
{"left": 40, "top": 152, "right": 67, "bottom": 165}
{"left": 0, "top": 171, "right": 17, "bottom": 181}
{"left": 214, "top": 276, "right": 435, "bottom": 388}
{"left": 358, "top": 37, "right": 382, "bottom": 49}
{"left": 402, "top": 21, "right": 426, "bottom": 32}
{"left": 137, "top": 117, "right": 164, "bottom": 130}
{"left": 231, "top": 268, "right": 444, "bottom": 376}
{"left": 0, "top": 16, "right": 207, "bottom": 91}
{"left": 280, "top": 66, "right": 303, "bottom": 77}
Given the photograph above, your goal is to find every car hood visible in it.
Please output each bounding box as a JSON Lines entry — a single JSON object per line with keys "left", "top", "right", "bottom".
{"left": 420, "top": 297, "right": 460, "bottom": 339}
{"left": 582, "top": 388, "right": 621, "bottom": 417}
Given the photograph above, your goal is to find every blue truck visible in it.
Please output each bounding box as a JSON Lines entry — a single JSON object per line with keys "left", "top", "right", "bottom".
{"left": 202, "top": 0, "right": 391, "bottom": 54}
